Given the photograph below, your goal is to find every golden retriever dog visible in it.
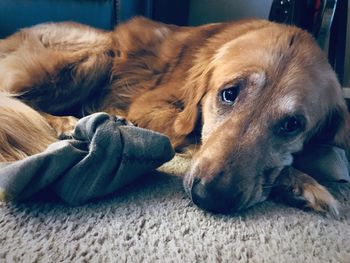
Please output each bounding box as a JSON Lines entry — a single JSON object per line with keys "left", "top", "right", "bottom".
{"left": 0, "top": 17, "right": 349, "bottom": 215}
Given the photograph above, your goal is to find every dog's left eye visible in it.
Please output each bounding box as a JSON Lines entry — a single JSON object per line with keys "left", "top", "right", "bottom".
{"left": 277, "top": 116, "right": 305, "bottom": 136}
{"left": 220, "top": 86, "right": 239, "bottom": 105}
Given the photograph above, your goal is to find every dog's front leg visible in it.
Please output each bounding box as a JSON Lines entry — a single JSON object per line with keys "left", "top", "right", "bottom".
{"left": 41, "top": 113, "right": 78, "bottom": 139}
{"left": 270, "top": 167, "right": 339, "bottom": 217}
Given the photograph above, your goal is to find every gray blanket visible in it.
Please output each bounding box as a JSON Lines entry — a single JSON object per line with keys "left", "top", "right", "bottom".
{"left": 0, "top": 113, "right": 174, "bottom": 205}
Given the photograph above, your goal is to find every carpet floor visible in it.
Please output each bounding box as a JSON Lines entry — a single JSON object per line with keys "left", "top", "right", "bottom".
{"left": 1, "top": 155, "right": 349, "bottom": 262}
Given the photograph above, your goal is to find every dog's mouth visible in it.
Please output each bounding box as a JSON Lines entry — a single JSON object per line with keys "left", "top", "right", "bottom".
{"left": 183, "top": 165, "right": 284, "bottom": 214}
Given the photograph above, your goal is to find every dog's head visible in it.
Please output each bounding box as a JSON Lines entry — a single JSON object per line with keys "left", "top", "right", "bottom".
{"left": 177, "top": 21, "right": 350, "bottom": 213}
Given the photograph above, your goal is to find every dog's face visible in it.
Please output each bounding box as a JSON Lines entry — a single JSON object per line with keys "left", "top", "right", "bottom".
{"left": 182, "top": 23, "right": 350, "bottom": 213}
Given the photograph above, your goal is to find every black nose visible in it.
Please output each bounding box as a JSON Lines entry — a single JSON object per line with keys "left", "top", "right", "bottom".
{"left": 191, "top": 178, "right": 236, "bottom": 214}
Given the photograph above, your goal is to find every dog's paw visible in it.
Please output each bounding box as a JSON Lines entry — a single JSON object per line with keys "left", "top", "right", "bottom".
{"left": 46, "top": 115, "right": 78, "bottom": 139}
{"left": 271, "top": 168, "right": 339, "bottom": 218}
{"left": 291, "top": 180, "right": 339, "bottom": 218}
{"left": 113, "top": 115, "right": 133, "bottom": 126}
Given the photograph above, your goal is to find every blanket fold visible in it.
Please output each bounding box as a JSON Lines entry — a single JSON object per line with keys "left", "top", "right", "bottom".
{"left": 0, "top": 113, "right": 175, "bottom": 205}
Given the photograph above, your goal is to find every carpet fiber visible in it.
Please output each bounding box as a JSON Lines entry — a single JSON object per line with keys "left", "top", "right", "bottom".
{"left": 1, "top": 155, "right": 349, "bottom": 262}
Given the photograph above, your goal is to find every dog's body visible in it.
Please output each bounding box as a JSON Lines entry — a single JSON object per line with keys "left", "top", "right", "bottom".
{"left": 1, "top": 17, "right": 349, "bottom": 215}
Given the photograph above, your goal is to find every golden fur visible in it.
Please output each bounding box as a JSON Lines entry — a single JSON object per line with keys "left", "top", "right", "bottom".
{"left": 0, "top": 17, "right": 349, "bottom": 214}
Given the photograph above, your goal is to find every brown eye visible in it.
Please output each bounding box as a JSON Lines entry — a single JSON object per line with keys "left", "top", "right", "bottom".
{"left": 276, "top": 116, "right": 305, "bottom": 136}
{"left": 220, "top": 86, "right": 239, "bottom": 105}
{"left": 282, "top": 117, "right": 300, "bottom": 133}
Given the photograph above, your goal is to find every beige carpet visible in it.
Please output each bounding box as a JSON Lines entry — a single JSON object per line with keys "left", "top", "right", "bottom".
{"left": 1, "top": 155, "right": 349, "bottom": 262}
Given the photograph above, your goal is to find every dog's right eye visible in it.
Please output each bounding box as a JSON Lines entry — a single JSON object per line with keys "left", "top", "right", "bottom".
{"left": 220, "top": 86, "right": 239, "bottom": 105}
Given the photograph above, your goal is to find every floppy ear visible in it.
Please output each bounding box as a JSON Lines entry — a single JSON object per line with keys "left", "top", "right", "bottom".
{"left": 173, "top": 67, "right": 211, "bottom": 136}
{"left": 310, "top": 103, "right": 350, "bottom": 156}
{"left": 293, "top": 102, "right": 350, "bottom": 182}
{"left": 332, "top": 104, "right": 350, "bottom": 155}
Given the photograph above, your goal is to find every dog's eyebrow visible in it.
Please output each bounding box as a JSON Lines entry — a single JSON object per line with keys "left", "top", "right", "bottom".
{"left": 278, "top": 94, "right": 298, "bottom": 113}
{"left": 248, "top": 72, "right": 266, "bottom": 87}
